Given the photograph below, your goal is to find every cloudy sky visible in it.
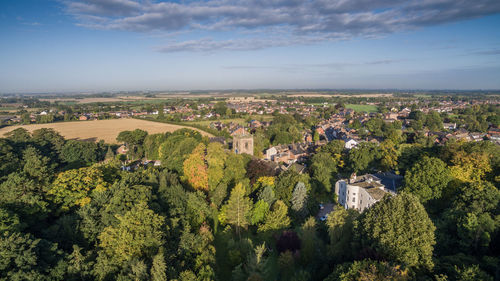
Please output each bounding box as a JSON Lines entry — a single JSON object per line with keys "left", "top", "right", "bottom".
{"left": 1, "top": 0, "right": 500, "bottom": 93}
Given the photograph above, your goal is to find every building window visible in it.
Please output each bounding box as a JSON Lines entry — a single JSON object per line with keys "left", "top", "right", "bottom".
{"left": 352, "top": 197, "right": 355, "bottom": 202}
{"left": 353, "top": 193, "right": 356, "bottom": 196}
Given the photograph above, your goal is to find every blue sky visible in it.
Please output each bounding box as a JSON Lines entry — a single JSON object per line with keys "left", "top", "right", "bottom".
{"left": 1, "top": 0, "right": 500, "bottom": 93}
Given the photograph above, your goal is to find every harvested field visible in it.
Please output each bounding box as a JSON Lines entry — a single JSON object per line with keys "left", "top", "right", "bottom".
{"left": 0, "top": 118, "right": 212, "bottom": 143}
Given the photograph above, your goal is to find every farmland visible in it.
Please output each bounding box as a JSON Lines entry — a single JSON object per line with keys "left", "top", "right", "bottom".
{"left": 0, "top": 118, "right": 212, "bottom": 143}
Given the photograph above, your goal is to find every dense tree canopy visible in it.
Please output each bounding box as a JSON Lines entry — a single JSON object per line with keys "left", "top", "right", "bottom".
{"left": 0, "top": 118, "right": 498, "bottom": 281}
{"left": 403, "top": 156, "right": 451, "bottom": 203}
{"left": 358, "top": 193, "right": 436, "bottom": 270}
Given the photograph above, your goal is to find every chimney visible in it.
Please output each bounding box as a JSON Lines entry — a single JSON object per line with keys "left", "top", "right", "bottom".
{"left": 350, "top": 173, "right": 357, "bottom": 184}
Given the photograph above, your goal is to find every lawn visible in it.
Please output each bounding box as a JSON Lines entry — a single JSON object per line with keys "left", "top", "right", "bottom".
{"left": 345, "top": 104, "right": 378, "bottom": 113}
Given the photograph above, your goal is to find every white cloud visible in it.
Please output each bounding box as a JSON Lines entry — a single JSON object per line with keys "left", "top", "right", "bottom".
{"left": 64, "top": 0, "right": 500, "bottom": 52}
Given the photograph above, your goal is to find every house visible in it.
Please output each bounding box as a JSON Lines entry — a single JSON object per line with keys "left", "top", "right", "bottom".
{"left": 265, "top": 147, "right": 278, "bottom": 160}
{"left": 250, "top": 120, "right": 262, "bottom": 128}
{"left": 79, "top": 115, "right": 88, "bottom": 121}
{"left": 470, "top": 132, "right": 486, "bottom": 141}
{"left": 385, "top": 112, "right": 399, "bottom": 120}
{"left": 230, "top": 126, "right": 246, "bottom": 136}
{"left": 315, "top": 127, "right": 325, "bottom": 136}
{"left": 344, "top": 138, "right": 358, "bottom": 149}
{"left": 116, "top": 145, "right": 128, "bottom": 155}
{"left": 443, "top": 122, "right": 457, "bottom": 130}
{"left": 487, "top": 128, "right": 500, "bottom": 142}
{"left": 453, "top": 129, "right": 471, "bottom": 141}
{"left": 335, "top": 174, "right": 394, "bottom": 212}
{"left": 373, "top": 172, "right": 403, "bottom": 193}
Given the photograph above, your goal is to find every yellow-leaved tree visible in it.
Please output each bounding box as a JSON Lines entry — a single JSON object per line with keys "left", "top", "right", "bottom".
{"left": 183, "top": 143, "right": 208, "bottom": 191}
{"left": 450, "top": 151, "right": 492, "bottom": 183}
{"left": 47, "top": 165, "right": 109, "bottom": 210}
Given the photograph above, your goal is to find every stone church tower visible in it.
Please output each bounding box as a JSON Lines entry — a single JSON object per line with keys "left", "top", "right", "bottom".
{"left": 233, "top": 134, "right": 254, "bottom": 155}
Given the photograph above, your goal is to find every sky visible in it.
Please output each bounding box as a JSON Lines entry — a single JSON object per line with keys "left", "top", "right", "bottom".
{"left": 1, "top": 0, "right": 500, "bottom": 93}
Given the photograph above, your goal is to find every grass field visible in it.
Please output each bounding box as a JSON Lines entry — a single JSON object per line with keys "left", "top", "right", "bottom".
{"left": 345, "top": 104, "right": 378, "bottom": 113}
{"left": 0, "top": 118, "right": 212, "bottom": 143}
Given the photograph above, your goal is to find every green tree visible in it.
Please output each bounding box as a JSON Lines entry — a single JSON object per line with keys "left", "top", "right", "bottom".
{"left": 150, "top": 250, "right": 167, "bottom": 281}
{"left": 310, "top": 152, "right": 337, "bottom": 193}
{"left": 32, "top": 128, "right": 65, "bottom": 157}
{"left": 318, "top": 140, "right": 345, "bottom": 156}
{"left": 444, "top": 181, "right": 500, "bottom": 254}
{"left": 5, "top": 127, "right": 31, "bottom": 143}
{"left": 22, "top": 146, "right": 55, "bottom": 184}
{"left": 359, "top": 193, "right": 436, "bottom": 270}
{"left": 258, "top": 200, "right": 291, "bottom": 232}
{"left": 222, "top": 153, "right": 247, "bottom": 186}
{"left": 206, "top": 142, "right": 227, "bottom": 191}
{"left": 223, "top": 183, "right": 252, "bottom": 236}
{"left": 232, "top": 243, "right": 272, "bottom": 281}
{"left": 299, "top": 217, "right": 321, "bottom": 266}
{"left": 250, "top": 200, "right": 269, "bottom": 225}
{"left": 0, "top": 231, "right": 65, "bottom": 280}
{"left": 258, "top": 185, "right": 276, "bottom": 206}
{"left": 0, "top": 172, "right": 48, "bottom": 222}
{"left": 275, "top": 169, "right": 310, "bottom": 205}
{"left": 313, "top": 130, "right": 320, "bottom": 142}
{"left": 60, "top": 140, "right": 100, "bottom": 167}
{"left": 347, "top": 142, "right": 380, "bottom": 173}
{"left": 0, "top": 207, "right": 23, "bottom": 233}
{"left": 327, "top": 208, "right": 359, "bottom": 263}
{"left": 403, "top": 156, "right": 451, "bottom": 203}
{"left": 47, "top": 165, "right": 109, "bottom": 210}
{"left": 214, "top": 101, "right": 228, "bottom": 116}
{"left": 0, "top": 139, "right": 19, "bottom": 181}
{"left": 96, "top": 202, "right": 165, "bottom": 279}
{"left": 290, "top": 182, "right": 308, "bottom": 219}
{"left": 116, "top": 129, "right": 148, "bottom": 159}
{"left": 159, "top": 136, "right": 199, "bottom": 174}
{"left": 183, "top": 143, "right": 208, "bottom": 191}
{"left": 379, "top": 140, "right": 398, "bottom": 171}
{"left": 105, "top": 146, "right": 115, "bottom": 161}
{"left": 425, "top": 111, "right": 443, "bottom": 131}
{"left": 325, "top": 259, "right": 409, "bottom": 281}
{"left": 143, "top": 133, "right": 167, "bottom": 160}
{"left": 454, "top": 264, "right": 493, "bottom": 281}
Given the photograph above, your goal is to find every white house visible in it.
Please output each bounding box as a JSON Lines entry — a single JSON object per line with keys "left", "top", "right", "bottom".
{"left": 344, "top": 138, "right": 358, "bottom": 149}
{"left": 335, "top": 174, "right": 393, "bottom": 212}
{"left": 265, "top": 147, "right": 278, "bottom": 160}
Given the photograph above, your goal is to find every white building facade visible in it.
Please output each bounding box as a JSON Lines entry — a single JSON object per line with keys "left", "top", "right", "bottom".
{"left": 335, "top": 174, "right": 393, "bottom": 212}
